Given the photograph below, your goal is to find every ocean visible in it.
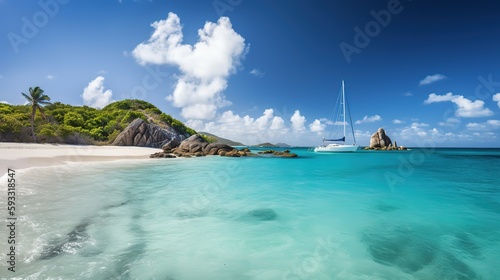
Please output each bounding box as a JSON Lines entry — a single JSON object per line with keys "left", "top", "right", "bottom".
{"left": 1, "top": 148, "right": 499, "bottom": 279}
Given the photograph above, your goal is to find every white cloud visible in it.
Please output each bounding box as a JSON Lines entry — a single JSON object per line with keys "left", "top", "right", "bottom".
{"left": 398, "top": 123, "right": 429, "bottom": 139}
{"left": 133, "top": 12, "right": 246, "bottom": 120}
{"left": 419, "top": 74, "right": 446, "bottom": 86}
{"left": 354, "top": 130, "right": 372, "bottom": 141}
{"left": 249, "top": 68, "right": 264, "bottom": 77}
{"left": 404, "top": 91, "right": 412, "bottom": 96}
{"left": 466, "top": 122, "right": 486, "bottom": 130}
{"left": 186, "top": 108, "right": 340, "bottom": 145}
{"left": 82, "top": 76, "right": 114, "bottom": 108}
{"left": 424, "top": 92, "right": 493, "bottom": 118}
{"left": 322, "top": 119, "right": 347, "bottom": 126}
{"left": 355, "top": 115, "right": 381, "bottom": 124}
{"left": 488, "top": 119, "right": 500, "bottom": 127}
{"left": 309, "top": 119, "right": 326, "bottom": 133}
{"left": 46, "top": 75, "right": 54, "bottom": 80}
{"left": 187, "top": 108, "right": 296, "bottom": 145}
{"left": 270, "top": 115, "right": 285, "bottom": 130}
{"left": 424, "top": 92, "right": 454, "bottom": 103}
{"left": 393, "top": 119, "right": 404, "bottom": 124}
{"left": 0, "top": 100, "right": 10, "bottom": 104}
{"left": 438, "top": 117, "right": 460, "bottom": 127}
{"left": 493, "top": 93, "right": 500, "bottom": 108}
{"left": 290, "top": 110, "right": 306, "bottom": 132}
{"left": 466, "top": 120, "right": 500, "bottom": 131}
{"left": 411, "top": 122, "right": 429, "bottom": 127}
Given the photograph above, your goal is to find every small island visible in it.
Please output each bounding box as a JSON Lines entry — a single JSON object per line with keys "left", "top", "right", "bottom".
{"left": 363, "top": 128, "right": 408, "bottom": 151}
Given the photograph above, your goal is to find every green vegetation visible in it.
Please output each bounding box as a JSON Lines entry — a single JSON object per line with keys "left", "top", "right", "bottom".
{"left": 199, "top": 131, "right": 245, "bottom": 146}
{"left": 21, "top": 86, "right": 52, "bottom": 142}
{"left": 200, "top": 134, "right": 217, "bottom": 144}
{"left": 0, "top": 99, "right": 197, "bottom": 144}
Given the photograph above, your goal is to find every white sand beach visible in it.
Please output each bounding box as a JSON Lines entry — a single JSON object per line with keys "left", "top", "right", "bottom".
{"left": 0, "top": 143, "right": 161, "bottom": 175}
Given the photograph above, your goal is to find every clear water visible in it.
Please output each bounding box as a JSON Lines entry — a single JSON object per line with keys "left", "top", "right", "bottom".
{"left": 1, "top": 148, "right": 499, "bottom": 279}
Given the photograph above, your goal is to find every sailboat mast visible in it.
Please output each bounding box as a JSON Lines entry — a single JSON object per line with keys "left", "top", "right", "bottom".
{"left": 342, "top": 79, "right": 346, "bottom": 142}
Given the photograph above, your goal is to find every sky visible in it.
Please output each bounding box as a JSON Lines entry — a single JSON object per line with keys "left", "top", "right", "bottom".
{"left": 1, "top": 0, "right": 500, "bottom": 147}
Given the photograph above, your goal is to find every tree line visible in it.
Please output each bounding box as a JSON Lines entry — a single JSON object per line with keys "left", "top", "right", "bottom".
{"left": 0, "top": 87, "right": 196, "bottom": 144}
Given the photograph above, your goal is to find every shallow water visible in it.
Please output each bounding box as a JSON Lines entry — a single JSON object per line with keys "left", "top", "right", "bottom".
{"left": 1, "top": 148, "right": 499, "bottom": 279}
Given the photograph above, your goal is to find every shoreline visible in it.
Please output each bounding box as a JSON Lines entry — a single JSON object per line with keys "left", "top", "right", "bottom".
{"left": 0, "top": 142, "right": 161, "bottom": 176}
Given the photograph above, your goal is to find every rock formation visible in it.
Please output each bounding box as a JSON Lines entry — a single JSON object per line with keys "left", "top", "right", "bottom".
{"left": 366, "top": 128, "right": 407, "bottom": 150}
{"left": 369, "top": 128, "right": 392, "bottom": 148}
{"left": 257, "top": 149, "right": 298, "bottom": 157}
{"left": 150, "top": 134, "right": 298, "bottom": 158}
{"left": 112, "top": 118, "right": 189, "bottom": 148}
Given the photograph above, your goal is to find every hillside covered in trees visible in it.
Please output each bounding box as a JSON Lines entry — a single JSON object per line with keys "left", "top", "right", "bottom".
{"left": 0, "top": 99, "right": 196, "bottom": 144}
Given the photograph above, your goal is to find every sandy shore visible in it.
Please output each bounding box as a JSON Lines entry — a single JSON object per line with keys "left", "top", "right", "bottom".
{"left": 0, "top": 143, "right": 161, "bottom": 175}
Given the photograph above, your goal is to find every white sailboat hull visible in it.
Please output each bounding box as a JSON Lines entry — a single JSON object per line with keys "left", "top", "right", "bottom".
{"left": 314, "top": 144, "right": 359, "bottom": 153}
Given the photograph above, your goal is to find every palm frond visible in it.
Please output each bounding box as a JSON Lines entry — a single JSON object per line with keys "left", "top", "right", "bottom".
{"left": 21, "top": 92, "right": 33, "bottom": 102}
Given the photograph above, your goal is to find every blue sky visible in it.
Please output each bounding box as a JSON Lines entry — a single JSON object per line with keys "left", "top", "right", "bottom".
{"left": 1, "top": 0, "right": 500, "bottom": 147}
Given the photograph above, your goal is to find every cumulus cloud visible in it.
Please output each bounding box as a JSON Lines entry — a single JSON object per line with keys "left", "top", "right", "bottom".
{"left": 355, "top": 115, "right": 381, "bottom": 124}
{"left": 290, "top": 110, "right": 306, "bottom": 132}
{"left": 466, "top": 122, "right": 486, "bottom": 131}
{"left": 393, "top": 119, "right": 404, "bottom": 124}
{"left": 187, "top": 108, "right": 335, "bottom": 145}
{"left": 46, "top": 75, "right": 54, "bottom": 80}
{"left": 82, "top": 76, "right": 113, "bottom": 108}
{"left": 132, "top": 12, "right": 246, "bottom": 120}
{"left": 438, "top": 117, "right": 460, "bottom": 127}
{"left": 493, "top": 93, "right": 500, "bottom": 108}
{"left": 466, "top": 120, "right": 500, "bottom": 131}
{"left": 419, "top": 74, "right": 446, "bottom": 86}
{"left": 0, "top": 101, "right": 10, "bottom": 104}
{"left": 398, "top": 123, "right": 429, "bottom": 138}
{"left": 187, "top": 108, "right": 292, "bottom": 145}
{"left": 424, "top": 92, "right": 493, "bottom": 117}
{"left": 309, "top": 119, "right": 326, "bottom": 133}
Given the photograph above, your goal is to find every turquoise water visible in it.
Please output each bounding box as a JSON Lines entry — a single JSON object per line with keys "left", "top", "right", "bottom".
{"left": 1, "top": 148, "right": 499, "bottom": 279}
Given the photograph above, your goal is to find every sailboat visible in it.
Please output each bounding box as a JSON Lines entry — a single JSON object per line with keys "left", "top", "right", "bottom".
{"left": 314, "top": 80, "right": 359, "bottom": 152}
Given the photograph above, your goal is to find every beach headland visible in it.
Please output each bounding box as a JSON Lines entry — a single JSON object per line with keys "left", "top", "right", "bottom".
{"left": 0, "top": 142, "right": 161, "bottom": 176}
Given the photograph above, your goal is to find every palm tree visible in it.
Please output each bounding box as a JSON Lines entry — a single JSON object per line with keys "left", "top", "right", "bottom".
{"left": 22, "top": 86, "right": 52, "bottom": 142}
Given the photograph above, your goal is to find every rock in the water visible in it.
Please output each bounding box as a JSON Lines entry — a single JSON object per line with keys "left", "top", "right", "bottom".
{"left": 257, "top": 149, "right": 298, "bottom": 157}
{"left": 203, "top": 142, "right": 234, "bottom": 155}
{"left": 150, "top": 152, "right": 176, "bottom": 158}
{"left": 113, "top": 118, "right": 188, "bottom": 148}
{"left": 151, "top": 134, "right": 256, "bottom": 158}
{"left": 362, "top": 226, "right": 436, "bottom": 273}
{"left": 150, "top": 134, "right": 298, "bottom": 158}
{"left": 369, "top": 128, "right": 392, "bottom": 149}
{"left": 245, "top": 208, "right": 278, "bottom": 221}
